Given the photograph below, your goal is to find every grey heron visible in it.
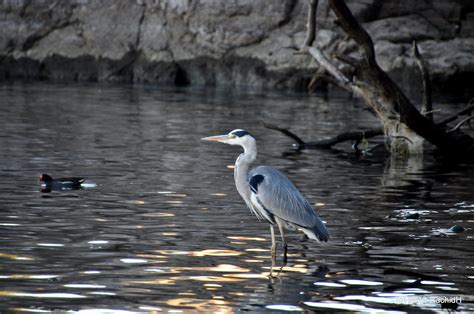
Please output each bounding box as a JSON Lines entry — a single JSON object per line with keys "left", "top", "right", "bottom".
{"left": 202, "top": 129, "right": 329, "bottom": 260}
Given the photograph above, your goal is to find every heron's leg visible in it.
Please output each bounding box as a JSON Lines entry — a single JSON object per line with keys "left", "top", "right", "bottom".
{"left": 277, "top": 221, "right": 288, "bottom": 264}
{"left": 270, "top": 224, "right": 276, "bottom": 261}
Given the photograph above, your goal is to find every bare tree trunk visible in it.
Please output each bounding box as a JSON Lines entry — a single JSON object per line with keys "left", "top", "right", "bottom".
{"left": 300, "top": 0, "right": 474, "bottom": 159}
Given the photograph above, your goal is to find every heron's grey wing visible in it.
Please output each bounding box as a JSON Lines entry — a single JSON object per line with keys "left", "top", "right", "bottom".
{"left": 249, "top": 166, "right": 329, "bottom": 242}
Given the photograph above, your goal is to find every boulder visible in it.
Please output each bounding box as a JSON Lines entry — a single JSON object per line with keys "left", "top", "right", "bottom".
{"left": 0, "top": 0, "right": 472, "bottom": 97}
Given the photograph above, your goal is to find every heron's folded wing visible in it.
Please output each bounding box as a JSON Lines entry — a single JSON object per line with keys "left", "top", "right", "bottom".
{"left": 250, "top": 166, "right": 329, "bottom": 239}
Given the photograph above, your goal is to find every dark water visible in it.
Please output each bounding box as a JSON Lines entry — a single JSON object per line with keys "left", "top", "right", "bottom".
{"left": 0, "top": 82, "right": 473, "bottom": 313}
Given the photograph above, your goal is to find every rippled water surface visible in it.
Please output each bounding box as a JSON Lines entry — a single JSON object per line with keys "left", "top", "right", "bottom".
{"left": 0, "top": 82, "right": 473, "bottom": 313}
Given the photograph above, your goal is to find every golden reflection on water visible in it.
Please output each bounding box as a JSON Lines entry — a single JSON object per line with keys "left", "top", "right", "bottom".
{"left": 124, "top": 200, "right": 146, "bottom": 205}
{"left": 143, "top": 267, "right": 178, "bottom": 274}
{"left": 157, "top": 249, "right": 243, "bottom": 257}
{"left": 161, "top": 232, "right": 178, "bottom": 236}
{"left": 165, "top": 297, "right": 233, "bottom": 313}
{"left": 132, "top": 275, "right": 244, "bottom": 286}
{"left": 242, "top": 259, "right": 265, "bottom": 263}
{"left": 129, "top": 259, "right": 276, "bottom": 306}
{"left": 245, "top": 248, "right": 267, "bottom": 252}
{"left": 165, "top": 193, "right": 187, "bottom": 198}
{"left": 178, "top": 292, "right": 196, "bottom": 296}
{"left": 0, "top": 274, "right": 58, "bottom": 279}
{"left": 0, "top": 253, "right": 33, "bottom": 261}
{"left": 262, "top": 265, "right": 309, "bottom": 274}
{"left": 223, "top": 273, "right": 269, "bottom": 279}
{"left": 172, "top": 264, "right": 249, "bottom": 273}
{"left": 295, "top": 259, "right": 309, "bottom": 263}
{"left": 0, "top": 290, "right": 86, "bottom": 299}
{"left": 132, "top": 278, "right": 177, "bottom": 285}
{"left": 138, "top": 254, "right": 169, "bottom": 259}
{"left": 141, "top": 212, "right": 175, "bottom": 217}
{"left": 186, "top": 275, "right": 245, "bottom": 282}
{"left": 165, "top": 200, "right": 183, "bottom": 205}
{"left": 227, "top": 236, "right": 266, "bottom": 242}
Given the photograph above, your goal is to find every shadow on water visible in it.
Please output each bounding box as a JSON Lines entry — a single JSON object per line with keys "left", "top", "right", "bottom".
{"left": 0, "top": 82, "right": 473, "bottom": 313}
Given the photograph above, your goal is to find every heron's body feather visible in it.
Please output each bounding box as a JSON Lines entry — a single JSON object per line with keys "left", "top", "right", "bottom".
{"left": 248, "top": 166, "right": 329, "bottom": 242}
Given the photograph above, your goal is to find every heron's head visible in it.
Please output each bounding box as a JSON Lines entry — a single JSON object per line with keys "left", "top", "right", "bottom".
{"left": 201, "top": 129, "right": 255, "bottom": 147}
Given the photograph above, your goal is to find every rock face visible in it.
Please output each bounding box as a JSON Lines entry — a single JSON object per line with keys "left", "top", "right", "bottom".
{"left": 0, "top": 0, "right": 473, "bottom": 97}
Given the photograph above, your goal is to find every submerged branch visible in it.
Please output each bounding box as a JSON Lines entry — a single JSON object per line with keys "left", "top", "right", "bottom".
{"left": 264, "top": 123, "right": 383, "bottom": 150}
{"left": 267, "top": 102, "right": 473, "bottom": 150}
{"left": 263, "top": 123, "right": 307, "bottom": 149}
{"left": 437, "top": 103, "right": 474, "bottom": 127}
{"left": 307, "top": 127, "right": 384, "bottom": 148}
{"left": 447, "top": 116, "right": 473, "bottom": 133}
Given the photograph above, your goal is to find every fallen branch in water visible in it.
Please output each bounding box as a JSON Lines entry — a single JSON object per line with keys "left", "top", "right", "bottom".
{"left": 264, "top": 123, "right": 383, "bottom": 150}
{"left": 437, "top": 101, "right": 474, "bottom": 127}
{"left": 447, "top": 116, "right": 473, "bottom": 133}
{"left": 306, "top": 128, "right": 383, "bottom": 148}
{"left": 264, "top": 123, "right": 306, "bottom": 148}
{"left": 265, "top": 103, "right": 474, "bottom": 150}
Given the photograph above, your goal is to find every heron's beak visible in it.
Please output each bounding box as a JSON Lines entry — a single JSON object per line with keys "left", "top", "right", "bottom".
{"left": 201, "top": 134, "right": 230, "bottom": 143}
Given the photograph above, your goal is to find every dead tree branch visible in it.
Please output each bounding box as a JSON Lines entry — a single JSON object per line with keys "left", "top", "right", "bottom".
{"left": 328, "top": 0, "right": 376, "bottom": 67}
{"left": 308, "top": 47, "right": 352, "bottom": 87}
{"left": 300, "top": 0, "right": 353, "bottom": 90}
{"left": 334, "top": 53, "right": 360, "bottom": 68}
{"left": 297, "top": 0, "right": 474, "bottom": 159}
{"left": 263, "top": 123, "right": 307, "bottom": 149}
{"left": 437, "top": 103, "right": 474, "bottom": 127}
{"left": 413, "top": 41, "right": 433, "bottom": 121}
{"left": 307, "top": 67, "right": 326, "bottom": 92}
{"left": 266, "top": 103, "right": 473, "bottom": 150}
{"left": 302, "top": 0, "right": 318, "bottom": 47}
{"left": 264, "top": 123, "right": 384, "bottom": 150}
{"left": 447, "top": 116, "right": 473, "bottom": 133}
{"left": 307, "top": 127, "right": 383, "bottom": 148}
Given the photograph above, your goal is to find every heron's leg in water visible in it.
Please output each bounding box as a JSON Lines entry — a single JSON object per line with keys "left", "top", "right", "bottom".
{"left": 270, "top": 224, "right": 276, "bottom": 261}
{"left": 277, "top": 220, "right": 288, "bottom": 263}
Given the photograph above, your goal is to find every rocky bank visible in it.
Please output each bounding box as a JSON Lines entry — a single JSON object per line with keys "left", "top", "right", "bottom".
{"left": 0, "top": 0, "right": 473, "bottom": 97}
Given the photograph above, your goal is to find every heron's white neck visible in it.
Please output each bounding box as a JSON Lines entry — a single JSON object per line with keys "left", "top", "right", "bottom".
{"left": 236, "top": 139, "right": 257, "bottom": 168}
{"left": 234, "top": 139, "right": 257, "bottom": 206}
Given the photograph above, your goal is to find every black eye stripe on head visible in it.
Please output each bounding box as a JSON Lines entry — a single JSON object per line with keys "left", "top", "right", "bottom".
{"left": 231, "top": 130, "right": 250, "bottom": 137}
